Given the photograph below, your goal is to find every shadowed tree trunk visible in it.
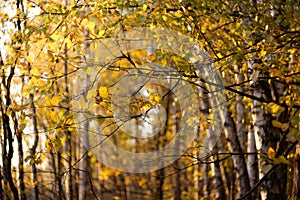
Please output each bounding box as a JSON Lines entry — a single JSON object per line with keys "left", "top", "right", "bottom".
{"left": 63, "top": 40, "right": 73, "bottom": 200}
{"left": 27, "top": 61, "right": 39, "bottom": 200}
{"left": 0, "top": 50, "right": 20, "bottom": 200}
{"left": 12, "top": 111, "right": 26, "bottom": 200}
{"left": 203, "top": 164, "right": 210, "bottom": 200}
{"left": 224, "top": 111, "right": 251, "bottom": 199}
{"left": 0, "top": 166, "right": 3, "bottom": 200}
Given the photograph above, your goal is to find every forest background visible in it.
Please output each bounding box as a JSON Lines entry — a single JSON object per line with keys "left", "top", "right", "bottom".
{"left": 0, "top": 0, "right": 300, "bottom": 199}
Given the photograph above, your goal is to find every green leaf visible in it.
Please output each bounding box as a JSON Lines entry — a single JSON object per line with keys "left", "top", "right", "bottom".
{"left": 291, "top": 116, "right": 300, "bottom": 126}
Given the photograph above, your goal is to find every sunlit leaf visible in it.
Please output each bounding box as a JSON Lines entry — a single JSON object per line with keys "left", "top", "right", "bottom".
{"left": 266, "top": 102, "right": 285, "bottom": 117}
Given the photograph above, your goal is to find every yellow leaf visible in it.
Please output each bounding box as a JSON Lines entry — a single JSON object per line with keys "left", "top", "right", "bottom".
{"left": 260, "top": 50, "right": 267, "bottom": 57}
{"left": 51, "top": 96, "right": 61, "bottom": 105}
{"left": 47, "top": 51, "right": 54, "bottom": 58}
{"left": 87, "top": 90, "right": 97, "bottom": 101}
{"left": 272, "top": 120, "right": 282, "bottom": 128}
{"left": 12, "top": 103, "right": 21, "bottom": 111}
{"left": 142, "top": 4, "right": 147, "bottom": 11}
{"left": 150, "top": 92, "right": 160, "bottom": 105}
{"left": 174, "top": 11, "right": 182, "bottom": 18}
{"left": 162, "top": 15, "right": 167, "bottom": 21}
{"left": 217, "top": 53, "right": 223, "bottom": 58}
{"left": 267, "top": 147, "right": 276, "bottom": 160}
{"left": 273, "top": 156, "right": 289, "bottom": 165}
{"left": 88, "top": 21, "right": 96, "bottom": 31}
{"left": 125, "top": 177, "right": 131, "bottom": 184}
{"left": 81, "top": 18, "right": 89, "bottom": 26}
{"left": 147, "top": 54, "right": 155, "bottom": 61}
{"left": 288, "top": 48, "right": 296, "bottom": 54}
{"left": 99, "top": 86, "right": 109, "bottom": 99}
{"left": 138, "top": 179, "right": 147, "bottom": 187}
{"left": 266, "top": 102, "right": 285, "bottom": 117}
{"left": 19, "top": 118, "right": 27, "bottom": 125}
{"left": 27, "top": 55, "right": 34, "bottom": 63}
{"left": 90, "top": 156, "right": 97, "bottom": 164}
{"left": 99, "top": 30, "right": 105, "bottom": 36}
{"left": 31, "top": 67, "right": 40, "bottom": 77}
{"left": 6, "top": 108, "right": 12, "bottom": 116}
{"left": 281, "top": 123, "right": 289, "bottom": 132}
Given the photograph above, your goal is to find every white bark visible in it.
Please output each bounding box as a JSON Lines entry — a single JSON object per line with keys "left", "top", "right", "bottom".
{"left": 250, "top": 66, "right": 266, "bottom": 199}
{"left": 235, "top": 65, "right": 247, "bottom": 153}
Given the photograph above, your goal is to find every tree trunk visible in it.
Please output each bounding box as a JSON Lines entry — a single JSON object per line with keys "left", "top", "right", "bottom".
{"left": 171, "top": 93, "right": 181, "bottom": 200}
{"left": 247, "top": 128, "right": 259, "bottom": 199}
{"left": 63, "top": 40, "right": 73, "bottom": 200}
{"left": 203, "top": 164, "right": 210, "bottom": 200}
{"left": 28, "top": 62, "right": 39, "bottom": 200}
{"left": 13, "top": 113, "right": 26, "bottom": 200}
{"left": 224, "top": 111, "right": 251, "bottom": 199}
{"left": 193, "top": 149, "right": 199, "bottom": 200}
{"left": 0, "top": 166, "right": 3, "bottom": 200}
{"left": 79, "top": 25, "right": 91, "bottom": 200}
{"left": 211, "top": 145, "right": 226, "bottom": 200}
{"left": 57, "top": 151, "right": 64, "bottom": 200}
{"left": 205, "top": 83, "right": 227, "bottom": 199}
{"left": 250, "top": 61, "right": 266, "bottom": 199}
{"left": 0, "top": 51, "right": 20, "bottom": 200}
{"left": 235, "top": 65, "right": 247, "bottom": 152}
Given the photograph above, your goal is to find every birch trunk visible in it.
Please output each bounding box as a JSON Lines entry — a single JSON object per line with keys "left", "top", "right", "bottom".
{"left": 247, "top": 128, "right": 259, "bottom": 197}
{"left": 247, "top": 60, "right": 261, "bottom": 199}
{"left": 235, "top": 65, "right": 247, "bottom": 152}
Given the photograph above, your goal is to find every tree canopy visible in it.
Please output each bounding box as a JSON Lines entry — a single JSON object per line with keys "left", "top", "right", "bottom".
{"left": 0, "top": 0, "right": 299, "bottom": 199}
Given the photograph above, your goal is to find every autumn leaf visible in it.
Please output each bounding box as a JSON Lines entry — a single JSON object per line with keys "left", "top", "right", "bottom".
{"left": 266, "top": 102, "right": 285, "bottom": 117}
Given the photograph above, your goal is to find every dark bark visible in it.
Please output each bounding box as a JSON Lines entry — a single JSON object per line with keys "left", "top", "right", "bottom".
{"left": 0, "top": 50, "right": 19, "bottom": 200}
{"left": 2, "top": 102, "right": 19, "bottom": 200}
{"left": 212, "top": 145, "right": 226, "bottom": 200}
{"left": 298, "top": 156, "right": 300, "bottom": 199}
{"left": 262, "top": 116, "right": 288, "bottom": 199}
{"left": 29, "top": 65, "right": 39, "bottom": 200}
{"left": 155, "top": 169, "right": 164, "bottom": 200}
{"left": 12, "top": 113, "right": 26, "bottom": 200}
{"left": 0, "top": 166, "right": 3, "bottom": 200}
{"left": 265, "top": 165, "right": 287, "bottom": 200}
{"left": 66, "top": 129, "right": 73, "bottom": 200}
{"left": 260, "top": 78, "right": 289, "bottom": 199}
{"left": 57, "top": 152, "right": 64, "bottom": 200}
{"left": 225, "top": 111, "right": 251, "bottom": 199}
{"left": 64, "top": 41, "right": 73, "bottom": 200}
